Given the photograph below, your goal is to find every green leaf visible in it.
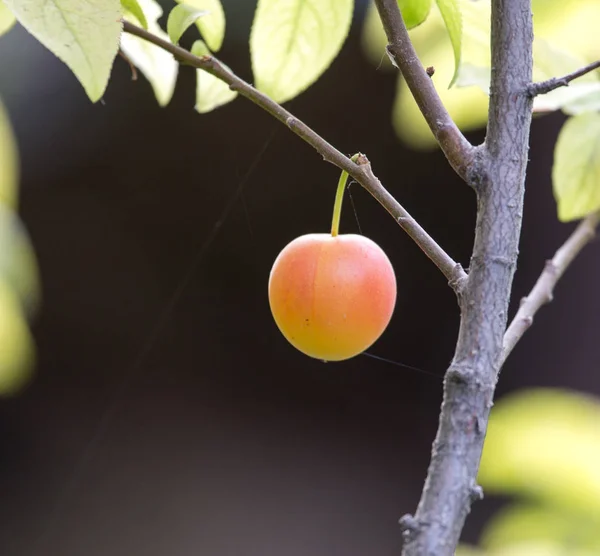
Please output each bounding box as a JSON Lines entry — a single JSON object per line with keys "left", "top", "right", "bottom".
{"left": 0, "top": 278, "right": 35, "bottom": 396}
{"left": 175, "top": 0, "right": 225, "bottom": 52}
{"left": 562, "top": 88, "right": 600, "bottom": 115}
{"left": 0, "top": 205, "right": 40, "bottom": 317}
{"left": 435, "top": 0, "right": 462, "bottom": 86}
{"left": 121, "top": 0, "right": 148, "bottom": 30}
{"left": 0, "top": 1, "right": 16, "bottom": 36}
{"left": 399, "top": 0, "right": 432, "bottom": 29}
{"left": 0, "top": 98, "right": 17, "bottom": 208}
{"left": 250, "top": 0, "right": 354, "bottom": 103}
{"left": 479, "top": 388, "right": 600, "bottom": 511}
{"left": 3, "top": 0, "right": 122, "bottom": 102}
{"left": 552, "top": 112, "right": 600, "bottom": 221}
{"left": 120, "top": 0, "right": 178, "bottom": 106}
{"left": 168, "top": 4, "right": 208, "bottom": 45}
{"left": 191, "top": 40, "right": 237, "bottom": 113}
{"left": 481, "top": 504, "right": 600, "bottom": 552}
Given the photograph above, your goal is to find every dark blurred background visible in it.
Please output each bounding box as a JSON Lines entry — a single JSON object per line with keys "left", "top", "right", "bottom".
{"left": 1, "top": 2, "right": 599, "bottom": 555}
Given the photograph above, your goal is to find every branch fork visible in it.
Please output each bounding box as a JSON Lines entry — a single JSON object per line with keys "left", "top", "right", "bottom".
{"left": 121, "top": 8, "right": 600, "bottom": 556}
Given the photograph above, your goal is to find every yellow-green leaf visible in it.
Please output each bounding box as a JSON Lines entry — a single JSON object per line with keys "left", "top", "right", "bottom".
{"left": 480, "top": 504, "right": 600, "bottom": 552}
{"left": 250, "top": 0, "right": 354, "bottom": 103}
{"left": 0, "top": 205, "right": 41, "bottom": 317}
{"left": 552, "top": 113, "right": 600, "bottom": 221}
{"left": 0, "top": 1, "right": 16, "bottom": 36}
{"left": 3, "top": 0, "right": 122, "bottom": 102}
{"left": 399, "top": 0, "right": 432, "bottom": 29}
{"left": 175, "top": 0, "right": 225, "bottom": 52}
{"left": 121, "top": 0, "right": 148, "bottom": 30}
{"left": 0, "top": 279, "right": 34, "bottom": 396}
{"left": 168, "top": 4, "right": 208, "bottom": 45}
{"left": 191, "top": 40, "right": 237, "bottom": 113}
{"left": 0, "top": 98, "right": 17, "bottom": 208}
{"left": 435, "top": 0, "right": 462, "bottom": 85}
{"left": 120, "top": 0, "right": 178, "bottom": 106}
{"left": 479, "top": 389, "right": 600, "bottom": 512}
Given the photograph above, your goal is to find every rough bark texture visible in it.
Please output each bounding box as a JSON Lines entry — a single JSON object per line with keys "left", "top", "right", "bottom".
{"left": 400, "top": 1, "right": 534, "bottom": 554}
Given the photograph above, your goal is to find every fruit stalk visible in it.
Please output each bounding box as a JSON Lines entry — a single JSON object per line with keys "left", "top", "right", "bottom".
{"left": 331, "top": 153, "right": 360, "bottom": 237}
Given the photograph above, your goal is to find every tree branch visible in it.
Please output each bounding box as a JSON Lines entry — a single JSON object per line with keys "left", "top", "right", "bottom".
{"left": 528, "top": 60, "right": 600, "bottom": 96}
{"left": 501, "top": 211, "right": 600, "bottom": 363}
{"left": 373, "top": 0, "right": 475, "bottom": 183}
{"left": 121, "top": 20, "right": 467, "bottom": 288}
{"left": 399, "top": 1, "right": 535, "bottom": 554}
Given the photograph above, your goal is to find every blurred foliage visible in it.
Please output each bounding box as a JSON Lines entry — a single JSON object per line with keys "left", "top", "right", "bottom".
{"left": 0, "top": 98, "right": 37, "bottom": 395}
{"left": 457, "top": 389, "right": 600, "bottom": 555}
{"left": 361, "top": 0, "right": 600, "bottom": 149}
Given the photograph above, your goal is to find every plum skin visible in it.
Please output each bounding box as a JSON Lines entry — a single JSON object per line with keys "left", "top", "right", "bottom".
{"left": 268, "top": 233, "right": 397, "bottom": 361}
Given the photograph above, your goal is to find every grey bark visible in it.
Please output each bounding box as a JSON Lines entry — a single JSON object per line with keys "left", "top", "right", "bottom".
{"left": 399, "top": 1, "right": 534, "bottom": 554}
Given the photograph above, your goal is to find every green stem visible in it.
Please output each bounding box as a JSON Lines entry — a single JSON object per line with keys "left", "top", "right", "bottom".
{"left": 331, "top": 153, "right": 360, "bottom": 237}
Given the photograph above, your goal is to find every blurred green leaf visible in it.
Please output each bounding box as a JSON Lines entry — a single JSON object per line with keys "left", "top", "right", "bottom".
{"left": 482, "top": 504, "right": 600, "bottom": 552}
{"left": 175, "top": 0, "right": 225, "bottom": 52}
{"left": 552, "top": 112, "right": 600, "bottom": 222}
{"left": 167, "top": 4, "right": 207, "bottom": 44}
{"left": 479, "top": 389, "right": 600, "bottom": 511}
{"left": 3, "top": 0, "right": 121, "bottom": 102}
{"left": 191, "top": 40, "right": 237, "bottom": 113}
{"left": 121, "top": 0, "right": 178, "bottom": 106}
{"left": 121, "top": 0, "right": 148, "bottom": 30}
{"left": 0, "top": 1, "right": 16, "bottom": 36}
{"left": 434, "top": 0, "right": 462, "bottom": 85}
{"left": 0, "top": 98, "right": 17, "bottom": 208}
{"left": 399, "top": 0, "right": 432, "bottom": 29}
{"left": 250, "top": 0, "right": 354, "bottom": 103}
{"left": 0, "top": 205, "right": 41, "bottom": 317}
{"left": 0, "top": 279, "right": 34, "bottom": 396}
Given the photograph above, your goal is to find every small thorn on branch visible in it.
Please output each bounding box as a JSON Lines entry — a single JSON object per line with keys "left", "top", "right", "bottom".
{"left": 469, "top": 484, "right": 484, "bottom": 503}
{"left": 399, "top": 514, "right": 420, "bottom": 540}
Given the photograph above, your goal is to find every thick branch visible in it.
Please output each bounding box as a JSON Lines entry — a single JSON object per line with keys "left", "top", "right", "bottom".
{"left": 528, "top": 60, "right": 600, "bottom": 96}
{"left": 121, "top": 21, "right": 467, "bottom": 288}
{"left": 400, "top": 1, "right": 535, "bottom": 554}
{"left": 373, "top": 0, "right": 475, "bottom": 182}
{"left": 501, "top": 211, "right": 600, "bottom": 363}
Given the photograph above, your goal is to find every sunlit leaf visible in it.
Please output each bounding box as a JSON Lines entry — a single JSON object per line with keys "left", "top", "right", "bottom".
{"left": 0, "top": 98, "right": 17, "bottom": 208}
{"left": 552, "top": 112, "right": 600, "bottom": 221}
{"left": 435, "top": 0, "right": 462, "bottom": 85}
{"left": 167, "top": 4, "right": 207, "bottom": 44}
{"left": 480, "top": 504, "right": 600, "bottom": 552}
{"left": 191, "top": 40, "right": 237, "bottom": 113}
{"left": 393, "top": 34, "right": 488, "bottom": 149}
{"left": 479, "top": 389, "right": 600, "bottom": 511}
{"left": 399, "top": 0, "right": 432, "bottom": 29}
{"left": 0, "top": 279, "right": 34, "bottom": 396}
{"left": 250, "top": 0, "right": 354, "bottom": 103}
{"left": 0, "top": 1, "right": 16, "bottom": 36}
{"left": 0, "top": 205, "right": 40, "bottom": 317}
{"left": 121, "top": 0, "right": 148, "bottom": 30}
{"left": 175, "top": 0, "right": 225, "bottom": 52}
{"left": 3, "top": 0, "right": 121, "bottom": 102}
{"left": 121, "top": 0, "right": 178, "bottom": 106}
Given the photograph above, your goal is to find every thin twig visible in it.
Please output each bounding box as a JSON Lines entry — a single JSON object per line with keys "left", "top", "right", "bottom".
{"left": 501, "top": 211, "right": 600, "bottom": 363}
{"left": 528, "top": 60, "right": 600, "bottom": 96}
{"left": 118, "top": 48, "right": 138, "bottom": 80}
{"left": 121, "top": 20, "right": 467, "bottom": 289}
{"left": 373, "top": 0, "right": 475, "bottom": 182}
